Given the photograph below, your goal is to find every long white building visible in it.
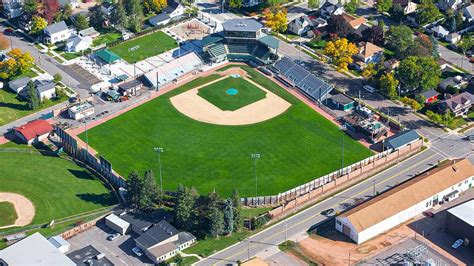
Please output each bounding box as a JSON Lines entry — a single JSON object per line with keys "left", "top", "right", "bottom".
{"left": 335, "top": 159, "right": 474, "bottom": 244}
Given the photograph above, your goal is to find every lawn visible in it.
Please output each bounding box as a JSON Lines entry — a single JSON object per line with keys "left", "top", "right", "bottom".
{"left": 184, "top": 230, "right": 252, "bottom": 257}
{"left": 241, "top": 207, "right": 272, "bottom": 219}
{"left": 0, "top": 88, "right": 65, "bottom": 126}
{"left": 79, "top": 66, "right": 372, "bottom": 197}
{"left": 0, "top": 149, "right": 117, "bottom": 226}
{"left": 92, "top": 32, "right": 122, "bottom": 47}
{"left": 197, "top": 77, "right": 267, "bottom": 111}
{"left": 0, "top": 202, "right": 17, "bottom": 227}
{"left": 109, "top": 31, "right": 177, "bottom": 63}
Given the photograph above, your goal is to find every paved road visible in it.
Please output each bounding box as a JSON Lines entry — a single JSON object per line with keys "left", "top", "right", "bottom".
{"left": 196, "top": 128, "right": 474, "bottom": 266}
{"left": 439, "top": 45, "right": 474, "bottom": 74}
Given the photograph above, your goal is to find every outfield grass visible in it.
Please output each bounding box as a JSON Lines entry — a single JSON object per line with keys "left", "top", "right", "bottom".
{"left": 197, "top": 77, "right": 267, "bottom": 111}
{"left": 0, "top": 202, "right": 17, "bottom": 227}
{"left": 80, "top": 67, "right": 372, "bottom": 197}
{"left": 0, "top": 88, "right": 64, "bottom": 126}
{"left": 109, "top": 31, "right": 177, "bottom": 63}
{"left": 0, "top": 150, "right": 117, "bottom": 226}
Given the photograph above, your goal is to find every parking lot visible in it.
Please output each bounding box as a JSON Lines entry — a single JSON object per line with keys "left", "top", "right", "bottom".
{"left": 67, "top": 222, "right": 153, "bottom": 265}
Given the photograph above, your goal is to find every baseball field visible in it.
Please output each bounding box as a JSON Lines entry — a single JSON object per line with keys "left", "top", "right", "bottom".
{"left": 0, "top": 145, "right": 117, "bottom": 228}
{"left": 79, "top": 65, "right": 372, "bottom": 197}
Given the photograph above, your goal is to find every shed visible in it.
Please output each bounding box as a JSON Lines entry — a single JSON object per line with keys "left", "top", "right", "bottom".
{"left": 95, "top": 49, "right": 121, "bottom": 64}
{"left": 105, "top": 214, "right": 130, "bottom": 235}
{"left": 48, "top": 235, "right": 70, "bottom": 253}
{"left": 106, "top": 89, "right": 120, "bottom": 101}
{"left": 13, "top": 119, "right": 53, "bottom": 145}
{"left": 331, "top": 94, "right": 354, "bottom": 111}
{"left": 384, "top": 130, "right": 420, "bottom": 151}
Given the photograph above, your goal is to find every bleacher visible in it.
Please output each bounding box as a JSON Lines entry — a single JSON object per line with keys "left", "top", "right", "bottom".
{"left": 253, "top": 45, "right": 269, "bottom": 58}
{"left": 208, "top": 43, "right": 227, "bottom": 59}
{"left": 226, "top": 44, "right": 254, "bottom": 54}
{"left": 273, "top": 57, "right": 333, "bottom": 102}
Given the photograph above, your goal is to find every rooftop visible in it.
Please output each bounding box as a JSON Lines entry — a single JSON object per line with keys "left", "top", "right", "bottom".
{"left": 14, "top": 119, "right": 53, "bottom": 141}
{"left": 0, "top": 233, "right": 75, "bottom": 265}
{"left": 45, "top": 21, "right": 69, "bottom": 35}
{"left": 135, "top": 220, "right": 179, "bottom": 249}
{"left": 385, "top": 130, "right": 420, "bottom": 150}
{"left": 222, "top": 19, "right": 263, "bottom": 32}
{"left": 447, "top": 200, "right": 474, "bottom": 226}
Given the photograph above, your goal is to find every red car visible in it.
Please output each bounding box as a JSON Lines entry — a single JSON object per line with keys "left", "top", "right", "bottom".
{"left": 4, "top": 28, "right": 13, "bottom": 35}
{"left": 423, "top": 211, "right": 434, "bottom": 218}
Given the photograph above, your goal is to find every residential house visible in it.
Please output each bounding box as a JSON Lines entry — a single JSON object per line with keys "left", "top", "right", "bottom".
{"left": 383, "top": 59, "right": 400, "bottom": 72}
{"left": 242, "top": 0, "right": 260, "bottom": 7}
{"left": 43, "top": 21, "right": 74, "bottom": 44}
{"left": 149, "top": 13, "right": 172, "bottom": 27}
{"left": 438, "top": 0, "right": 463, "bottom": 11}
{"left": 320, "top": 2, "right": 345, "bottom": 19}
{"left": 8, "top": 77, "right": 30, "bottom": 94}
{"left": 463, "top": 4, "right": 474, "bottom": 22}
{"left": 99, "top": 2, "right": 114, "bottom": 16}
{"left": 66, "top": 36, "right": 92, "bottom": 53}
{"left": 13, "top": 120, "right": 53, "bottom": 145}
{"left": 148, "top": 0, "right": 184, "bottom": 27}
{"left": 288, "top": 15, "right": 314, "bottom": 36}
{"left": 446, "top": 32, "right": 461, "bottom": 44}
{"left": 353, "top": 42, "right": 383, "bottom": 69}
{"left": 35, "top": 80, "right": 56, "bottom": 100}
{"left": 78, "top": 27, "right": 100, "bottom": 39}
{"left": 419, "top": 89, "right": 440, "bottom": 104}
{"left": 341, "top": 13, "right": 367, "bottom": 30}
{"left": 439, "top": 92, "right": 473, "bottom": 116}
{"left": 134, "top": 220, "right": 196, "bottom": 264}
{"left": 439, "top": 75, "right": 468, "bottom": 91}
{"left": 431, "top": 25, "right": 450, "bottom": 38}
{"left": 1, "top": 0, "right": 22, "bottom": 18}
{"left": 392, "top": 0, "right": 418, "bottom": 14}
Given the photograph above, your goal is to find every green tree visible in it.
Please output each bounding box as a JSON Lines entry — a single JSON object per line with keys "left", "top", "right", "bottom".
{"left": 23, "top": 0, "right": 38, "bottom": 14}
{"left": 418, "top": 0, "right": 440, "bottom": 25}
{"left": 362, "top": 63, "right": 377, "bottom": 79}
{"left": 379, "top": 72, "right": 399, "bottom": 99}
{"left": 229, "top": 0, "right": 242, "bottom": 9}
{"left": 140, "top": 170, "right": 159, "bottom": 211}
{"left": 400, "top": 96, "right": 422, "bottom": 111}
{"left": 308, "top": 0, "right": 320, "bottom": 9}
{"left": 144, "top": 0, "right": 167, "bottom": 14}
{"left": 426, "top": 110, "right": 443, "bottom": 124}
{"left": 112, "top": 2, "right": 128, "bottom": 29}
{"left": 31, "top": 15, "right": 48, "bottom": 34}
{"left": 206, "top": 191, "right": 224, "bottom": 238}
{"left": 174, "top": 184, "right": 198, "bottom": 231}
{"left": 89, "top": 9, "right": 107, "bottom": 30}
{"left": 377, "top": 0, "right": 392, "bottom": 13}
{"left": 126, "top": 171, "right": 143, "bottom": 209}
{"left": 390, "top": 3, "right": 405, "bottom": 22}
{"left": 344, "top": 0, "right": 360, "bottom": 14}
{"left": 386, "top": 25, "right": 414, "bottom": 58}
{"left": 397, "top": 56, "right": 441, "bottom": 92}
{"left": 74, "top": 14, "right": 90, "bottom": 31}
{"left": 430, "top": 34, "right": 439, "bottom": 58}
{"left": 63, "top": 3, "right": 73, "bottom": 18}
{"left": 26, "top": 80, "right": 39, "bottom": 110}
{"left": 455, "top": 11, "right": 464, "bottom": 30}
{"left": 174, "top": 254, "right": 184, "bottom": 266}
{"left": 231, "top": 189, "right": 242, "bottom": 231}
{"left": 53, "top": 73, "right": 62, "bottom": 83}
{"left": 223, "top": 198, "right": 234, "bottom": 235}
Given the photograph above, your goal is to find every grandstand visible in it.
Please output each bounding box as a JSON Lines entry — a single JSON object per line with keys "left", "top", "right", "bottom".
{"left": 143, "top": 52, "right": 203, "bottom": 88}
{"left": 201, "top": 19, "right": 280, "bottom": 65}
{"left": 273, "top": 57, "right": 333, "bottom": 102}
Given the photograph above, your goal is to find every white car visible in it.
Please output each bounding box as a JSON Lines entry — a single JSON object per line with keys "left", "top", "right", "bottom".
{"left": 132, "top": 247, "right": 143, "bottom": 257}
{"left": 107, "top": 233, "right": 120, "bottom": 241}
{"left": 451, "top": 239, "right": 463, "bottom": 249}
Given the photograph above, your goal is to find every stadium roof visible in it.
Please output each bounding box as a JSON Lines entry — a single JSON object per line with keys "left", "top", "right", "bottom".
{"left": 0, "top": 233, "right": 75, "bottom": 265}
{"left": 385, "top": 130, "right": 420, "bottom": 150}
{"left": 201, "top": 33, "right": 224, "bottom": 47}
{"left": 258, "top": 35, "right": 279, "bottom": 49}
{"left": 95, "top": 49, "right": 121, "bottom": 64}
{"left": 222, "top": 19, "right": 263, "bottom": 32}
{"left": 339, "top": 159, "right": 474, "bottom": 232}
{"left": 447, "top": 200, "right": 474, "bottom": 226}
{"left": 274, "top": 57, "right": 332, "bottom": 101}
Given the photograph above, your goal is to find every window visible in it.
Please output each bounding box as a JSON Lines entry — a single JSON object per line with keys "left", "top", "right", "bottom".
{"left": 426, "top": 201, "right": 430, "bottom": 207}
{"left": 458, "top": 183, "right": 462, "bottom": 187}
{"left": 465, "top": 180, "right": 468, "bottom": 184}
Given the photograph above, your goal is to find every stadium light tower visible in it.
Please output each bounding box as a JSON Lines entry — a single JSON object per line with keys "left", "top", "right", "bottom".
{"left": 340, "top": 125, "right": 345, "bottom": 174}
{"left": 251, "top": 153, "right": 260, "bottom": 200}
{"left": 154, "top": 147, "right": 164, "bottom": 195}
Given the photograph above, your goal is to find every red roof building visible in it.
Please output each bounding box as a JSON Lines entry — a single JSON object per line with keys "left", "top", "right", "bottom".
{"left": 14, "top": 120, "right": 53, "bottom": 145}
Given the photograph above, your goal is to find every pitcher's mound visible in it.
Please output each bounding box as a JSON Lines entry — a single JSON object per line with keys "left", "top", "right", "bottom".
{"left": 0, "top": 192, "right": 35, "bottom": 229}
{"left": 170, "top": 76, "right": 291, "bottom": 126}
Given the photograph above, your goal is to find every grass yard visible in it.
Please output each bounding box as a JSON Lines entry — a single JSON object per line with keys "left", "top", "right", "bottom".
{"left": 0, "top": 88, "right": 64, "bottom": 126}
{"left": 109, "top": 31, "right": 177, "bottom": 63}
{"left": 0, "top": 149, "right": 117, "bottom": 226}
{"left": 197, "top": 77, "right": 267, "bottom": 111}
{"left": 80, "top": 66, "right": 372, "bottom": 197}
{"left": 92, "top": 32, "right": 122, "bottom": 47}
{"left": 185, "top": 230, "right": 252, "bottom": 257}
{"left": 0, "top": 202, "right": 17, "bottom": 227}
{"left": 241, "top": 207, "right": 272, "bottom": 219}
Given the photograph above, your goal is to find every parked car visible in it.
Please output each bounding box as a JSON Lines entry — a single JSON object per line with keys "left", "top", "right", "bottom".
{"left": 132, "top": 247, "right": 143, "bottom": 257}
{"left": 452, "top": 239, "right": 463, "bottom": 249}
{"left": 363, "top": 85, "right": 375, "bottom": 93}
{"left": 321, "top": 208, "right": 335, "bottom": 216}
{"left": 422, "top": 211, "right": 434, "bottom": 217}
{"left": 466, "top": 135, "right": 474, "bottom": 142}
{"left": 107, "top": 233, "right": 120, "bottom": 241}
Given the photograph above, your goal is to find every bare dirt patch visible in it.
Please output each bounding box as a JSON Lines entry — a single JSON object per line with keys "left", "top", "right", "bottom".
{"left": 170, "top": 76, "right": 291, "bottom": 126}
{"left": 169, "top": 19, "right": 211, "bottom": 40}
{"left": 0, "top": 192, "right": 35, "bottom": 229}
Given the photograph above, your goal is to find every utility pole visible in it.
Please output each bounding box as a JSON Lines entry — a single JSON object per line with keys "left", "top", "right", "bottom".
{"left": 373, "top": 179, "right": 376, "bottom": 197}
{"left": 348, "top": 253, "right": 351, "bottom": 266}
{"left": 251, "top": 153, "right": 260, "bottom": 201}
{"left": 154, "top": 147, "right": 164, "bottom": 196}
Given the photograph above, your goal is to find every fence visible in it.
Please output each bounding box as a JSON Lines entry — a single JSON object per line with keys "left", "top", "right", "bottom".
{"left": 54, "top": 127, "right": 127, "bottom": 190}
{"left": 241, "top": 139, "right": 424, "bottom": 208}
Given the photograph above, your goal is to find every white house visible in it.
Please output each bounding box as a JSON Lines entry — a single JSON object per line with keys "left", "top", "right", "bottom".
{"left": 13, "top": 119, "right": 53, "bottom": 145}
{"left": 43, "top": 21, "right": 74, "bottom": 44}
{"left": 149, "top": 0, "right": 184, "bottom": 27}
{"left": 353, "top": 42, "right": 383, "bottom": 69}
{"left": 431, "top": 25, "right": 450, "bottom": 38}
{"left": 35, "top": 80, "right": 56, "bottom": 100}
{"left": 66, "top": 36, "right": 92, "bottom": 53}
{"left": 438, "top": 0, "right": 463, "bottom": 11}
{"left": 335, "top": 159, "right": 474, "bottom": 244}
{"left": 446, "top": 32, "right": 461, "bottom": 44}
{"left": 320, "top": 1, "right": 345, "bottom": 19}
{"left": 463, "top": 4, "right": 474, "bottom": 22}
{"left": 134, "top": 220, "right": 196, "bottom": 264}
{"left": 288, "top": 15, "right": 314, "bottom": 36}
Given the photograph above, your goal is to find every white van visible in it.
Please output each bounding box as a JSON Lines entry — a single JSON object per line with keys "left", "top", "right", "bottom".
{"left": 363, "top": 85, "right": 375, "bottom": 93}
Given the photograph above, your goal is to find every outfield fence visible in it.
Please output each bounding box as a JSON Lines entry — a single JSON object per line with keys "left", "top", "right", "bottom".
{"left": 241, "top": 139, "right": 424, "bottom": 210}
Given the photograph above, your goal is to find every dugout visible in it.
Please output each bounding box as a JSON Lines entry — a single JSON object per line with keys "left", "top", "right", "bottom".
{"left": 105, "top": 214, "right": 130, "bottom": 235}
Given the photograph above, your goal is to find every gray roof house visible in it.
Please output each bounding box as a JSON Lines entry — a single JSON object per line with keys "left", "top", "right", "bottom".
{"left": 43, "top": 21, "right": 74, "bottom": 44}
{"left": 8, "top": 77, "right": 30, "bottom": 94}
{"left": 438, "top": 75, "right": 468, "bottom": 91}
{"left": 0, "top": 233, "right": 75, "bottom": 265}
{"left": 320, "top": 1, "right": 345, "bottom": 19}
{"left": 463, "top": 4, "right": 474, "bottom": 22}
{"left": 134, "top": 220, "right": 196, "bottom": 264}
{"left": 439, "top": 92, "right": 473, "bottom": 116}
{"left": 44, "top": 21, "right": 69, "bottom": 35}
{"left": 431, "top": 25, "right": 450, "bottom": 38}
{"left": 288, "top": 15, "right": 313, "bottom": 36}
{"left": 149, "top": 13, "right": 171, "bottom": 27}
{"left": 78, "top": 27, "right": 100, "bottom": 39}
{"left": 384, "top": 130, "right": 421, "bottom": 151}
{"left": 438, "top": 0, "right": 463, "bottom": 11}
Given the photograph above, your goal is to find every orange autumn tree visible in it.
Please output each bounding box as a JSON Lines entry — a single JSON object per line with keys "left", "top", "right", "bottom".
{"left": 324, "top": 38, "right": 358, "bottom": 72}
{"left": 0, "top": 48, "right": 35, "bottom": 80}
{"left": 0, "top": 32, "right": 9, "bottom": 51}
